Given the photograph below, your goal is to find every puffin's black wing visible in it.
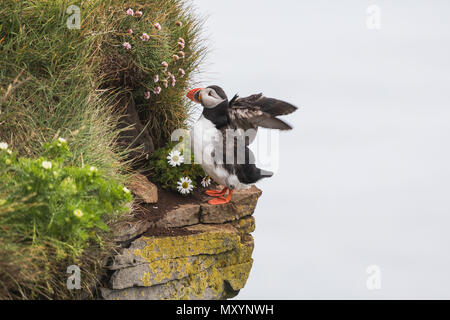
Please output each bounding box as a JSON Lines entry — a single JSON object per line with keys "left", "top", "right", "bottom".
{"left": 228, "top": 93, "right": 297, "bottom": 131}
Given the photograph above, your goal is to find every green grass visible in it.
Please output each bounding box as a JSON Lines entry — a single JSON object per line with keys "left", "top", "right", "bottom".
{"left": 0, "top": 140, "right": 132, "bottom": 299}
{"left": 0, "top": 0, "right": 205, "bottom": 299}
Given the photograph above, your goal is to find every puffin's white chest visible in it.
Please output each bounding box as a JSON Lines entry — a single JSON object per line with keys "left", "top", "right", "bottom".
{"left": 191, "top": 116, "right": 225, "bottom": 184}
{"left": 191, "top": 116, "right": 218, "bottom": 158}
{"left": 191, "top": 116, "right": 245, "bottom": 189}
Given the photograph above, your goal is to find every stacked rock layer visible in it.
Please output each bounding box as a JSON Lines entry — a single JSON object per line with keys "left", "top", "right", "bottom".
{"left": 101, "top": 186, "right": 261, "bottom": 300}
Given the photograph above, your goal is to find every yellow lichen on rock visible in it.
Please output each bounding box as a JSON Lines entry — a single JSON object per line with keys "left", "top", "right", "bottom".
{"left": 230, "top": 216, "right": 256, "bottom": 238}
{"left": 102, "top": 186, "right": 262, "bottom": 300}
{"left": 138, "top": 255, "right": 218, "bottom": 287}
{"left": 133, "top": 224, "right": 240, "bottom": 263}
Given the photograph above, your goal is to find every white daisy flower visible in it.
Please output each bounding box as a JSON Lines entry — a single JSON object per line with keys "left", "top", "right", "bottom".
{"left": 73, "top": 209, "right": 83, "bottom": 218}
{"left": 42, "top": 161, "right": 52, "bottom": 169}
{"left": 0, "top": 142, "right": 8, "bottom": 150}
{"left": 7, "top": 149, "right": 12, "bottom": 155}
{"left": 167, "top": 150, "right": 184, "bottom": 167}
{"left": 177, "top": 177, "right": 193, "bottom": 195}
{"left": 201, "top": 176, "right": 211, "bottom": 188}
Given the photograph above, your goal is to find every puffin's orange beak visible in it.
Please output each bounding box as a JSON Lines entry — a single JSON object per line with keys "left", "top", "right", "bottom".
{"left": 187, "top": 88, "right": 203, "bottom": 103}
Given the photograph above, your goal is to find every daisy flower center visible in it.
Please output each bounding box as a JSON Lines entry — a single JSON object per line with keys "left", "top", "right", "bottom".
{"left": 182, "top": 182, "right": 189, "bottom": 189}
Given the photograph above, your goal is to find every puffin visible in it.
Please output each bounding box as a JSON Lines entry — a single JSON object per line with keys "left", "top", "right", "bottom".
{"left": 187, "top": 85, "right": 297, "bottom": 205}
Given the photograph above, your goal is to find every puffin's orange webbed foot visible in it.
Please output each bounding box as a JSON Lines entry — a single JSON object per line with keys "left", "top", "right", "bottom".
{"left": 207, "top": 190, "right": 234, "bottom": 205}
{"left": 208, "top": 197, "right": 230, "bottom": 205}
{"left": 205, "top": 187, "right": 228, "bottom": 197}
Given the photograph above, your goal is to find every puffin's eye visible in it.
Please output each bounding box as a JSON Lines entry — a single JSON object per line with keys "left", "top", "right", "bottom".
{"left": 208, "top": 91, "right": 213, "bottom": 96}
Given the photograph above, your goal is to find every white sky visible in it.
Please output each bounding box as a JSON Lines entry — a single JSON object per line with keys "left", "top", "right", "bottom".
{"left": 192, "top": 0, "right": 450, "bottom": 299}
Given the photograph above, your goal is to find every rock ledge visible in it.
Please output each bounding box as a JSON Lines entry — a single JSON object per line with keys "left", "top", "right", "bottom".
{"left": 101, "top": 186, "right": 261, "bottom": 300}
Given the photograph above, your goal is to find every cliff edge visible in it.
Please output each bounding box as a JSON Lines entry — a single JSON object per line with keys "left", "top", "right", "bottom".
{"left": 100, "top": 183, "right": 261, "bottom": 300}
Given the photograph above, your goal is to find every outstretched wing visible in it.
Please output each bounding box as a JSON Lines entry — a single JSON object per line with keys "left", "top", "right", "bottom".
{"left": 228, "top": 93, "right": 297, "bottom": 131}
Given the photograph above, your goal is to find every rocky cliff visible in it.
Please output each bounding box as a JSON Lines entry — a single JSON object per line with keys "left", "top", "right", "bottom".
{"left": 100, "top": 180, "right": 261, "bottom": 300}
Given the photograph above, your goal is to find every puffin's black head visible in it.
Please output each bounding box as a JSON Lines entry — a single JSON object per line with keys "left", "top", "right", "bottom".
{"left": 186, "top": 85, "right": 228, "bottom": 109}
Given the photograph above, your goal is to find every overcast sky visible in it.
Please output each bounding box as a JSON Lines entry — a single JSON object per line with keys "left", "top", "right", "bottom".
{"left": 192, "top": 0, "right": 450, "bottom": 299}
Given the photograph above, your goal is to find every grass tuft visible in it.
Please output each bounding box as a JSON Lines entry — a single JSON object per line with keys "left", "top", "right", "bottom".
{"left": 0, "top": 0, "right": 206, "bottom": 299}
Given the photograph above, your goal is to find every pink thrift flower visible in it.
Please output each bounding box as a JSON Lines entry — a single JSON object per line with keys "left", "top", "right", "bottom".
{"left": 162, "top": 80, "right": 168, "bottom": 88}
{"left": 178, "top": 51, "right": 185, "bottom": 59}
{"left": 178, "top": 37, "right": 185, "bottom": 44}
{"left": 154, "top": 23, "right": 162, "bottom": 31}
{"left": 172, "top": 54, "right": 180, "bottom": 61}
{"left": 141, "top": 33, "right": 150, "bottom": 41}
{"left": 153, "top": 86, "right": 162, "bottom": 95}
{"left": 170, "top": 75, "right": 176, "bottom": 87}
{"left": 161, "top": 61, "right": 168, "bottom": 70}
{"left": 136, "top": 10, "right": 143, "bottom": 17}
{"left": 176, "top": 21, "right": 183, "bottom": 27}
{"left": 123, "top": 42, "right": 132, "bottom": 50}
{"left": 177, "top": 41, "right": 185, "bottom": 50}
{"left": 127, "top": 29, "right": 133, "bottom": 35}
{"left": 178, "top": 68, "right": 185, "bottom": 77}
{"left": 144, "top": 91, "right": 151, "bottom": 100}
{"left": 126, "top": 8, "right": 134, "bottom": 16}
{"left": 153, "top": 75, "right": 159, "bottom": 83}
